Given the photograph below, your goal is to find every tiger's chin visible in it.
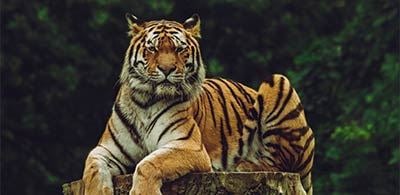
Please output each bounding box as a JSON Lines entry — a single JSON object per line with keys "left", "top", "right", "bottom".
{"left": 154, "top": 81, "right": 201, "bottom": 101}
{"left": 155, "top": 84, "right": 182, "bottom": 98}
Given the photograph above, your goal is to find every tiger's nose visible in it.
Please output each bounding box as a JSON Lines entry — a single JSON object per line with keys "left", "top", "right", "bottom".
{"left": 157, "top": 65, "right": 176, "bottom": 76}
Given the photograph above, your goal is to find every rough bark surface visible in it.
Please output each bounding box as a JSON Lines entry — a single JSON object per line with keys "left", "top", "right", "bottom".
{"left": 63, "top": 172, "right": 306, "bottom": 195}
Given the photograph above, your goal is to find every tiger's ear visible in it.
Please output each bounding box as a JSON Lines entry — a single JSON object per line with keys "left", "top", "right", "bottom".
{"left": 125, "top": 13, "right": 144, "bottom": 36}
{"left": 183, "top": 14, "right": 201, "bottom": 38}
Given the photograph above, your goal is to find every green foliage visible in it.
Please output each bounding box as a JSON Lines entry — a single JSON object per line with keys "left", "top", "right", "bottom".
{"left": 2, "top": 0, "right": 398, "bottom": 194}
{"left": 207, "top": 58, "right": 225, "bottom": 76}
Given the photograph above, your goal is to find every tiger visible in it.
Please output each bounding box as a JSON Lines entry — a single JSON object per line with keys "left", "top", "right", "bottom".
{"left": 82, "top": 13, "right": 315, "bottom": 195}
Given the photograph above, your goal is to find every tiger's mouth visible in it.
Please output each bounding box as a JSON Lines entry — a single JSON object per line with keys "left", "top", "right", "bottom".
{"left": 154, "top": 80, "right": 180, "bottom": 91}
{"left": 158, "top": 80, "right": 176, "bottom": 86}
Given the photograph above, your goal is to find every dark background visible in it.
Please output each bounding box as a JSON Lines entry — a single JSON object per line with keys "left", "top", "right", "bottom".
{"left": 1, "top": 0, "right": 399, "bottom": 194}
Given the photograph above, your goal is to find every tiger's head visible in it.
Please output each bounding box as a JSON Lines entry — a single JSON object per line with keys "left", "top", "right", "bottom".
{"left": 120, "top": 14, "right": 205, "bottom": 104}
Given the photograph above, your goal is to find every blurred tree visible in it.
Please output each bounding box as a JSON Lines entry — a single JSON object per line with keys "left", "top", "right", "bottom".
{"left": 1, "top": 0, "right": 398, "bottom": 194}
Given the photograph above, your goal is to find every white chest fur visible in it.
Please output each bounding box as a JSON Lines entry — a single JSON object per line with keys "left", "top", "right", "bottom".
{"left": 116, "top": 97, "right": 190, "bottom": 154}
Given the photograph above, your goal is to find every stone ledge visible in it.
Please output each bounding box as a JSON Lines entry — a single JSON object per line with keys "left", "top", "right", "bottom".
{"left": 62, "top": 172, "right": 305, "bottom": 195}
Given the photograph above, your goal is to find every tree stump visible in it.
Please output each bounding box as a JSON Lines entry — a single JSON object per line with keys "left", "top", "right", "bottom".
{"left": 62, "top": 172, "right": 306, "bottom": 195}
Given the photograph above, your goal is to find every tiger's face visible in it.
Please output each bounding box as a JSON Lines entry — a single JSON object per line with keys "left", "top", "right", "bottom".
{"left": 121, "top": 14, "right": 205, "bottom": 103}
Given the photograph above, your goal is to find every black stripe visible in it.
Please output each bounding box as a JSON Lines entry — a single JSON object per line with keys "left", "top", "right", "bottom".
{"left": 191, "top": 47, "right": 202, "bottom": 75}
{"left": 162, "top": 26, "right": 178, "bottom": 31}
{"left": 107, "top": 122, "right": 136, "bottom": 163}
{"left": 98, "top": 145, "right": 126, "bottom": 174}
{"left": 301, "top": 168, "right": 312, "bottom": 180}
{"left": 146, "top": 100, "right": 184, "bottom": 134}
{"left": 263, "top": 74, "right": 275, "bottom": 87}
{"left": 262, "top": 126, "right": 308, "bottom": 142}
{"left": 262, "top": 127, "right": 287, "bottom": 139}
{"left": 270, "top": 103, "right": 304, "bottom": 128}
{"left": 187, "top": 38, "right": 201, "bottom": 72}
{"left": 146, "top": 25, "right": 157, "bottom": 32}
{"left": 266, "top": 87, "right": 294, "bottom": 124}
{"left": 171, "top": 120, "right": 188, "bottom": 132}
{"left": 238, "top": 139, "right": 244, "bottom": 156}
{"left": 287, "top": 126, "right": 309, "bottom": 142}
{"left": 266, "top": 143, "right": 288, "bottom": 170}
{"left": 203, "top": 80, "right": 218, "bottom": 91}
{"left": 228, "top": 79, "right": 254, "bottom": 104}
{"left": 295, "top": 133, "right": 314, "bottom": 168}
{"left": 233, "top": 156, "right": 241, "bottom": 164}
{"left": 257, "top": 95, "right": 264, "bottom": 119}
{"left": 170, "top": 109, "right": 187, "bottom": 118}
{"left": 248, "top": 107, "right": 258, "bottom": 120}
{"left": 230, "top": 103, "right": 243, "bottom": 136}
{"left": 152, "top": 30, "right": 162, "bottom": 35}
{"left": 256, "top": 95, "right": 264, "bottom": 142}
{"left": 191, "top": 45, "right": 196, "bottom": 65}
{"left": 130, "top": 94, "right": 160, "bottom": 109}
{"left": 270, "top": 152, "right": 284, "bottom": 170}
{"left": 265, "top": 77, "right": 285, "bottom": 119}
{"left": 263, "top": 155, "right": 277, "bottom": 167}
{"left": 288, "top": 126, "right": 310, "bottom": 137}
{"left": 231, "top": 103, "right": 244, "bottom": 156}
{"left": 206, "top": 79, "right": 233, "bottom": 135}
{"left": 127, "top": 44, "right": 134, "bottom": 64}
{"left": 195, "top": 48, "right": 201, "bottom": 73}
{"left": 133, "top": 36, "right": 146, "bottom": 65}
{"left": 169, "top": 34, "right": 181, "bottom": 41}
{"left": 105, "top": 155, "right": 124, "bottom": 174}
{"left": 245, "top": 124, "right": 256, "bottom": 145}
{"left": 186, "top": 35, "right": 199, "bottom": 49}
{"left": 203, "top": 86, "right": 217, "bottom": 126}
{"left": 129, "top": 33, "right": 145, "bottom": 60}
{"left": 219, "top": 118, "right": 229, "bottom": 170}
{"left": 168, "top": 30, "right": 179, "bottom": 35}
{"left": 197, "top": 98, "right": 204, "bottom": 125}
{"left": 228, "top": 80, "right": 254, "bottom": 120}
{"left": 280, "top": 146, "right": 292, "bottom": 170}
{"left": 217, "top": 79, "right": 247, "bottom": 114}
{"left": 281, "top": 145, "right": 296, "bottom": 170}
{"left": 296, "top": 148, "right": 314, "bottom": 172}
{"left": 114, "top": 103, "right": 142, "bottom": 145}
{"left": 98, "top": 144, "right": 129, "bottom": 172}
{"left": 290, "top": 143, "right": 305, "bottom": 154}
{"left": 177, "top": 123, "right": 196, "bottom": 141}
{"left": 302, "top": 133, "right": 315, "bottom": 153}
{"left": 157, "top": 117, "right": 188, "bottom": 143}
{"left": 193, "top": 100, "right": 200, "bottom": 119}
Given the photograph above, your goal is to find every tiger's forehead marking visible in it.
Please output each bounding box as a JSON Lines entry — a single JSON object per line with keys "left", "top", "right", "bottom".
{"left": 144, "top": 20, "right": 188, "bottom": 48}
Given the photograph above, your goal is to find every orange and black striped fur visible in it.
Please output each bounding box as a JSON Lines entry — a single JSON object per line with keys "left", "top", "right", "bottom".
{"left": 82, "top": 14, "right": 315, "bottom": 195}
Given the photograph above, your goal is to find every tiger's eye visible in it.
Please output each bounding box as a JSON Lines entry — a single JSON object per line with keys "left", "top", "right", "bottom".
{"left": 186, "top": 63, "right": 194, "bottom": 70}
{"left": 175, "top": 47, "right": 184, "bottom": 53}
{"left": 147, "top": 46, "right": 156, "bottom": 52}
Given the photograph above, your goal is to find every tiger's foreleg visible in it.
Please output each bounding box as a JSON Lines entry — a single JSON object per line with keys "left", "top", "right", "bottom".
{"left": 83, "top": 116, "right": 138, "bottom": 195}
{"left": 83, "top": 146, "right": 122, "bottom": 195}
{"left": 129, "top": 122, "right": 212, "bottom": 195}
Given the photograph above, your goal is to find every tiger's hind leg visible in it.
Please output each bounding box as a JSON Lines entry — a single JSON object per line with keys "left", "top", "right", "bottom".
{"left": 242, "top": 74, "right": 315, "bottom": 195}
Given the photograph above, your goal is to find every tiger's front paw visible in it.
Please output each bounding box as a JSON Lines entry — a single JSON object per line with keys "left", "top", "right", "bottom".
{"left": 129, "top": 177, "right": 161, "bottom": 195}
{"left": 129, "top": 186, "right": 161, "bottom": 195}
{"left": 82, "top": 158, "right": 114, "bottom": 195}
{"left": 129, "top": 161, "right": 162, "bottom": 195}
{"left": 85, "top": 185, "right": 113, "bottom": 195}
{"left": 83, "top": 177, "right": 114, "bottom": 195}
